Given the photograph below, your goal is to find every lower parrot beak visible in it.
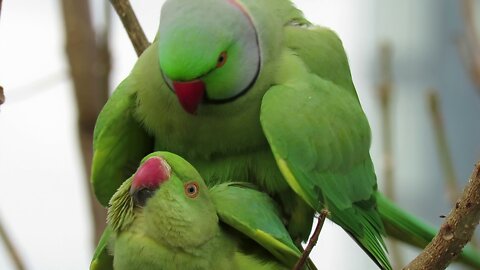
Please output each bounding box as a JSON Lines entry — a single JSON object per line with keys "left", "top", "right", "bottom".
{"left": 173, "top": 80, "right": 206, "bottom": 114}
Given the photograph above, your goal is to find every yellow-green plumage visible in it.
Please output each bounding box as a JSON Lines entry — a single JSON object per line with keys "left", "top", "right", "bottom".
{"left": 91, "top": 152, "right": 307, "bottom": 270}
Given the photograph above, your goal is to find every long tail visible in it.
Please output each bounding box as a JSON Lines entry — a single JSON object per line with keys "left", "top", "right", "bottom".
{"left": 375, "top": 192, "right": 480, "bottom": 269}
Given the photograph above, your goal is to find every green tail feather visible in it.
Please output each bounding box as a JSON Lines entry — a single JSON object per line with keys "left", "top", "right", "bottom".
{"left": 375, "top": 192, "right": 480, "bottom": 269}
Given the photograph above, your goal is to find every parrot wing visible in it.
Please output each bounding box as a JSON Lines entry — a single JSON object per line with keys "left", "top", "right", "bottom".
{"left": 209, "top": 182, "right": 302, "bottom": 268}
{"left": 260, "top": 78, "right": 391, "bottom": 270}
{"left": 91, "top": 77, "right": 154, "bottom": 206}
{"left": 90, "top": 226, "right": 114, "bottom": 270}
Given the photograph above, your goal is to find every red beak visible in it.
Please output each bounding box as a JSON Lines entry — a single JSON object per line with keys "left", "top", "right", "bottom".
{"left": 130, "top": 157, "right": 171, "bottom": 193}
{"left": 173, "top": 80, "right": 206, "bottom": 114}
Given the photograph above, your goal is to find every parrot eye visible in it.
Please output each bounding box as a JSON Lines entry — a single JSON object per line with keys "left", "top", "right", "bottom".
{"left": 132, "top": 188, "right": 155, "bottom": 207}
{"left": 184, "top": 182, "right": 199, "bottom": 198}
{"left": 216, "top": 51, "right": 227, "bottom": 68}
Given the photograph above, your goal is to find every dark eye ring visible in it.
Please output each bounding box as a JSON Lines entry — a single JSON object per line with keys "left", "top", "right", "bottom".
{"left": 216, "top": 51, "right": 228, "bottom": 68}
{"left": 184, "top": 182, "right": 199, "bottom": 198}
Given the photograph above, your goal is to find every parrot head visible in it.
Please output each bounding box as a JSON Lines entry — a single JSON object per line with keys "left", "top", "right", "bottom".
{"left": 158, "top": 0, "right": 261, "bottom": 114}
{"left": 108, "top": 152, "right": 219, "bottom": 248}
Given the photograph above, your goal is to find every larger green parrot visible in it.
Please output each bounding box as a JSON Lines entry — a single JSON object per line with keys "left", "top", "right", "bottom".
{"left": 91, "top": 0, "right": 480, "bottom": 269}
{"left": 91, "top": 152, "right": 310, "bottom": 270}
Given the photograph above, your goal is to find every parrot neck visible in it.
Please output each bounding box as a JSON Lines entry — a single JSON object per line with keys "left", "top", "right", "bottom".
{"left": 114, "top": 225, "right": 239, "bottom": 270}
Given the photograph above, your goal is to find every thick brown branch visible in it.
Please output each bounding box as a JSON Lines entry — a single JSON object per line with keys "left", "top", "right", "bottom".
{"left": 404, "top": 162, "right": 480, "bottom": 270}
{"left": 60, "top": 0, "right": 109, "bottom": 244}
{"left": 293, "top": 209, "right": 328, "bottom": 270}
{"left": 0, "top": 218, "right": 25, "bottom": 270}
{"left": 109, "top": 0, "right": 149, "bottom": 56}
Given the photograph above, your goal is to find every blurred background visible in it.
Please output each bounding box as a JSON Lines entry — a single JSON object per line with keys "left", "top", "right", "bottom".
{"left": 0, "top": 0, "right": 479, "bottom": 269}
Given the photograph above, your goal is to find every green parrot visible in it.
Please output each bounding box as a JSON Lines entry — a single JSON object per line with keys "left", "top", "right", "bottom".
{"left": 90, "top": 151, "right": 311, "bottom": 270}
{"left": 91, "top": 0, "right": 480, "bottom": 268}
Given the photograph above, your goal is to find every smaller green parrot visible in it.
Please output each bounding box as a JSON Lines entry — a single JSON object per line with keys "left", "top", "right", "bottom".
{"left": 90, "top": 151, "right": 313, "bottom": 270}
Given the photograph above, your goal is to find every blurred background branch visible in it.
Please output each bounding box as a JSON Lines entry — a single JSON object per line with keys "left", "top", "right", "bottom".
{"left": 109, "top": 0, "right": 149, "bottom": 56}
{"left": 0, "top": 218, "right": 25, "bottom": 270}
{"left": 60, "top": 0, "right": 111, "bottom": 245}
{"left": 0, "top": 86, "right": 4, "bottom": 105}
{"left": 378, "top": 43, "right": 395, "bottom": 201}
{"left": 459, "top": 0, "right": 480, "bottom": 94}
{"left": 427, "top": 90, "right": 460, "bottom": 205}
{"left": 404, "top": 162, "right": 480, "bottom": 270}
{"left": 5, "top": 71, "right": 66, "bottom": 103}
{"left": 377, "top": 42, "right": 403, "bottom": 269}
{"left": 0, "top": 3, "right": 23, "bottom": 269}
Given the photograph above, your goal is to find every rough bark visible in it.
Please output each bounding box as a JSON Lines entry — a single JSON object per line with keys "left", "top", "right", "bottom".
{"left": 110, "top": 0, "right": 149, "bottom": 56}
{"left": 404, "top": 162, "right": 480, "bottom": 269}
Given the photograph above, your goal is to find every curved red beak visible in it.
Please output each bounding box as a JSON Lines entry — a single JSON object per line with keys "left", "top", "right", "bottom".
{"left": 130, "top": 156, "right": 171, "bottom": 194}
{"left": 173, "top": 80, "right": 205, "bottom": 114}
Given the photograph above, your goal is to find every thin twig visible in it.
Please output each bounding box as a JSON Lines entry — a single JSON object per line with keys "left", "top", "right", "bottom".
{"left": 6, "top": 71, "right": 66, "bottom": 103}
{"left": 293, "top": 209, "right": 328, "bottom": 270}
{"left": 378, "top": 42, "right": 403, "bottom": 269}
{"left": 0, "top": 218, "right": 26, "bottom": 270}
{"left": 109, "top": 0, "right": 149, "bottom": 56}
{"left": 403, "top": 162, "right": 480, "bottom": 270}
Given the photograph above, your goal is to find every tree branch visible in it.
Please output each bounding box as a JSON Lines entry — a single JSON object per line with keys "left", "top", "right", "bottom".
{"left": 378, "top": 42, "right": 404, "bottom": 269}
{"left": 0, "top": 85, "right": 4, "bottom": 105}
{"left": 459, "top": 0, "right": 480, "bottom": 94}
{"left": 427, "top": 90, "right": 461, "bottom": 205}
{"left": 60, "top": 0, "right": 109, "bottom": 245}
{"left": 0, "top": 217, "right": 25, "bottom": 270}
{"left": 293, "top": 209, "right": 328, "bottom": 270}
{"left": 378, "top": 43, "right": 395, "bottom": 201}
{"left": 109, "top": 0, "right": 149, "bottom": 56}
{"left": 404, "top": 162, "right": 480, "bottom": 270}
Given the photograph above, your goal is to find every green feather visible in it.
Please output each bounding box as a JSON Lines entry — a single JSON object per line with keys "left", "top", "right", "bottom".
{"left": 210, "top": 182, "right": 302, "bottom": 266}
{"left": 260, "top": 75, "right": 390, "bottom": 269}
{"left": 91, "top": 78, "right": 154, "bottom": 206}
{"left": 90, "top": 226, "right": 113, "bottom": 270}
